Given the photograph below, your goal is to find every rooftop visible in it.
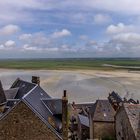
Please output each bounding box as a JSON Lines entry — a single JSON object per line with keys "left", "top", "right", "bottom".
{"left": 124, "top": 103, "right": 140, "bottom": 138}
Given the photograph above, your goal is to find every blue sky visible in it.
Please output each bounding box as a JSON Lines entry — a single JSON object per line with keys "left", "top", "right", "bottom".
{"left": 0, "top": 0, "right": 140, "bottom": 58}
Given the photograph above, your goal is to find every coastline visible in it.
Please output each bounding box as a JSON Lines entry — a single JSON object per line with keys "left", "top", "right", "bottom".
{"left": 0, "top": 68, "right": 139, "bottom": 103}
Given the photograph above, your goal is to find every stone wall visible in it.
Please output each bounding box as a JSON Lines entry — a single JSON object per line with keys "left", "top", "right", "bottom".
{"left": 93, "top": 121, "right": 115, "bottom": 139}
{"left": 0, "top": 102, "right": 60, "bottom": 140}
{"left": 115, "top": 107, "right": 136, "bottom": 140}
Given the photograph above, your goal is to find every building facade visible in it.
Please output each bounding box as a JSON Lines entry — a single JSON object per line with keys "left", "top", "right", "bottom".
{"left": 115, "top": 104, "right": 140, "bottom": 140}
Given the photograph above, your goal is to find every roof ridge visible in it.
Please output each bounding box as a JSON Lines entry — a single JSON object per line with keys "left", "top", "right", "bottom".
{"left": 22, "top": 85, "right": 38, "bottom": 99}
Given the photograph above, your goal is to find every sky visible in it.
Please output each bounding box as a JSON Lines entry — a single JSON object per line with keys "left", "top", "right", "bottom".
{"left": 0, "top": 0, "right": 140, "bottom": 58}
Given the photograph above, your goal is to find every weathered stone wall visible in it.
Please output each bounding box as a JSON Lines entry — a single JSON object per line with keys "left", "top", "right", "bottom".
{"left": 93, "top": 122, "right": 115, "bottom": 139}
{"left": 115, "top": 108, "right": 136, "bottom": 140}
{"left": 0, "top": 102, "right": 60, "bottom": 140}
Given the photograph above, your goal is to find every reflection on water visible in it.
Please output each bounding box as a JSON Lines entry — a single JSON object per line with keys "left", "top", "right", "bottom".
{"left": 0, "top": 69, "right": 140, "bottom": 103}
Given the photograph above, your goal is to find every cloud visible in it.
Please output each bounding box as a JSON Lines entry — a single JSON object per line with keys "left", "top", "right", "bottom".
{"left": 93, "top": 14, "right": 111, "bottom": 24}
{"left": 0, "top": 24, "right": 20, "bottom": 35}
{"left": 106, "top": 23, "right": 135, "bottom": 34}
{"left": 0, "top": 40, "right": 16, "bottom": 50}
{"left": 5, "top": 40, "right": 15, "bottom": 47}
{"left": 110, "top": 33, "right": 140, "bottom": 46}
{"left": 51, "top": 29, "right": 71, "bottom": 38}
{"left": 22, "top": 44, "right": 41, "bottom": 51}
{"left": 0, "top": 44, "right": 5, "bottom": 50}
{"left": 19, "top": 34, "right": 32, "bottom": 41}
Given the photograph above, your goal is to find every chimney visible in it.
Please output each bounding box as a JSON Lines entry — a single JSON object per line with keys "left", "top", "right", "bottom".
{"left": 62, "top": 90, "right": 68, "bottom": 140}
{"left": 137, "top": 113, "right": 140, "bottom": 139}
{"left": 0, "top": 81, "right": 6, "bottom": 113}
{"left": 32, "top": 76, "right": 40, "bottom": 85}
{"left": 89, "top": 110, "right": 93, "bottom": 139}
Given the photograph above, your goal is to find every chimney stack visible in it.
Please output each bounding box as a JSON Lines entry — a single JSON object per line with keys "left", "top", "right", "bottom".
{"left": 62, "top": 90, "right": 68, "bottom": 140}
{"left": 32, "top": 76, "right": 40, "bottom": 85}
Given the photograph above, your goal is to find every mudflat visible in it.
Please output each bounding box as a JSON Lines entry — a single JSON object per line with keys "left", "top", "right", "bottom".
{"left": 0, "top": 69, "right": 140, "bottom": 103}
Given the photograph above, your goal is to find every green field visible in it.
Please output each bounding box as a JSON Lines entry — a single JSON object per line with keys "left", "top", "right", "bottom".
{"left": 0, "top": 58, "right": 140, "bottom": 70}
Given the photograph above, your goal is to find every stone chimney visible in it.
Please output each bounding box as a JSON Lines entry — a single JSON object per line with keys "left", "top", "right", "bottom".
{"left": 32, "top": 76, "right": 40, "bottom": 85}
{"left": 137, "top": 113, "right": 140, "bottom": 139}
{"left": 62, "top": 90, "right": 68, "bottom": 140}
{"left": 89, "top": 110, "right": 93, "bottom": 139}
{"left": 0, "top": 81, "right": 6, "bottom": 112}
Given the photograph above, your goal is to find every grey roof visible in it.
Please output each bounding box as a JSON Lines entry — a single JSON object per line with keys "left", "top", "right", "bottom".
{"left": 108, "top": 91, "right": 122, "bottom": 103}
{"left": 73, "top": 102, "right": 94, "bottom": 109}
{"left": 3, "top": 99, "right": 20, "bottom": 113}
{"left": 6, "top": 99, "right": 20, "bottom": 107}
{"left": 78, "top": 114, "right": 89, "bottom": 127}
{"left": 91, "top": 100, "right": 115, "bottom": 122}
{"left": 124, "top": 104, "right": 140, "bottom": 138}
{"left": 41, "top": 99, "right": 62, "bottom": 115}
{"left": 22, "top": 85, "right": 62, "bottom": 134}
{"left": 128, "top": 98, "right": 138, "bottom": 104}
{"left": 4, "top": 88, "right": 19, "bottom": 99}
{"left": 11, "top": 78, "right": 36, "bottom": 99}
{"left": 0, "top": 81, "right": 6, "bottom": 105}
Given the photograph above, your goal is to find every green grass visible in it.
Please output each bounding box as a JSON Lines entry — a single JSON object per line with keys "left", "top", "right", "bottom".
{"left": 0, "top": 58, "right": 140, "bottom": 70}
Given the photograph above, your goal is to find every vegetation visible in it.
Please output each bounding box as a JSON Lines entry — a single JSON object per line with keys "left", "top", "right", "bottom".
{"left": 0, "top": 58, "right": 140, "bottom": 70}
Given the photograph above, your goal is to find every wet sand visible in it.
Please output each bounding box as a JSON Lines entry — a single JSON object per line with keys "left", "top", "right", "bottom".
{"left": 0, "top": 69, "right": 140, "bottom": 103}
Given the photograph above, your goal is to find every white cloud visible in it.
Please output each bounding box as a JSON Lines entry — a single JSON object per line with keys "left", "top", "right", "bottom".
{"left": 111, "top": 33, "right": 140, "bottom": 45}
{"left": 106, "top": 23, "right": 135, "bottom": 34}
{"left": 22, "top": 44, "right": 42, "bottom": 51}
{"left": 19, "top": 34, "right": 32, "bottom": 41}
{"left": 93, "top": 14, "right": 111, "bottom": 24}
{"left": 5, "top": 40, "right": 15, "bottom": 47}
{"left": 51, "top": 29, "right": 71, "bottom": 38}
{"left": 0, "top": 24, "right": 20, "bottom": 35}
{"left": 0, "top": 44, "right": 5, "bottom": 50}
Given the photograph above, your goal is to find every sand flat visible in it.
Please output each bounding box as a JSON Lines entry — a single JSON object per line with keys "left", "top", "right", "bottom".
{"left": 0, "top": 69, "right": 139, "bottom": 103}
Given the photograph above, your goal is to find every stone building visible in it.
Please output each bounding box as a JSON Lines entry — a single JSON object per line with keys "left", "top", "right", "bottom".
{"left": 70, "top": 100, "right": 116, "bottom": 140}
{"left": 69, "top": 102, "right": 94, "bottom": 139}
{"left": 0, "top": 77, "right": 68, "bottom": 140}
{"left": 115, "top": 103, "right": 140, "bottom": 140}
{"left": 89, "top": 100, "right": 116, "bottom": 140}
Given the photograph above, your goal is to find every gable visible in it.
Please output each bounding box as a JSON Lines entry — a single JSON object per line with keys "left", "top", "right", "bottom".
{"left": 93, "top": 100, "right": 115, "bottom": 122}
{"left": 0, "top": 101, "right": 61, "bottom": 140}
{"left": 11, "top": 79, "right": 36, "bottom": 99}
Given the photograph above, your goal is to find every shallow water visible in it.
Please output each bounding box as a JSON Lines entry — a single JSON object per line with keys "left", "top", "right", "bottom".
{"left": 0, "top": 69, "right": 140, "bottom": 103}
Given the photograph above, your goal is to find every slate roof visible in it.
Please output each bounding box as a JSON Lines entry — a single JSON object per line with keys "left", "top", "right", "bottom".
{"left": 78, "top": 114, "right": 89, "bottom": 127}
{"left": 0, "top": 81, "right": 6, "bottom": 105}
{"left": 3, "top": 99, "right": 20, "bottom": 113}
{"left": 42, "top": 99, "right": 62, "bottom": 115}
{"left": 127, "top": 98, "right": 138, "bottom": 104}
{"left": 22, "top": 86, "right": 62, "bottom": 133}
{"left": 108, "top": 91, "right": 122, "bottom": 103}
{"left": 91, "top": 100, "right": 115, "bottom": 122}
{"left": 73, "top": 102, "right": 94, "bottom": 109}
{"left": 4, "top": 88, "right": 19, "bottom": 99}
{"left": 11, "top": 78, "right": 36, "bottom": 99}
{"left": 124, "top": 103, "right": 140, "bottom": 138}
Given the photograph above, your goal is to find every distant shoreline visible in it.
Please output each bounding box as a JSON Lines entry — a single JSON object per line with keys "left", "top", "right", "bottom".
{"left": 0, "top": 59, "right": 140, "bottom": 71}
